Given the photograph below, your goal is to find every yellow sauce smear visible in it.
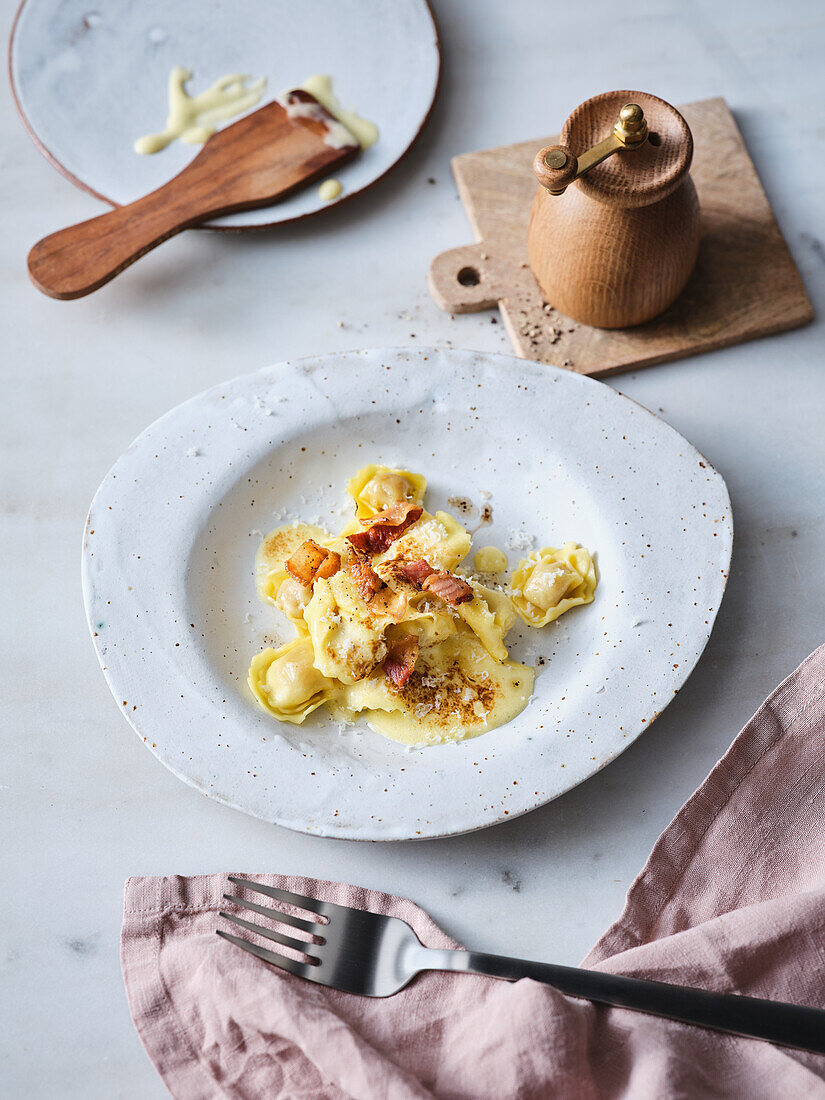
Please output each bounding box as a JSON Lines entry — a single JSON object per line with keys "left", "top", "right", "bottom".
{"left": 318, "top": 179, "right": 343, "bottom": 202}
{"left": 474, "top": 546, "right": 508, "bottom": 574}
{"left": 299, "top": 74, "right": 380, "bottom": 203}
{"left": 135, "top": 66, "right": 266, "bottom": 154}
{"left": 297, "top": 74, "right": 379, "bottom": 150}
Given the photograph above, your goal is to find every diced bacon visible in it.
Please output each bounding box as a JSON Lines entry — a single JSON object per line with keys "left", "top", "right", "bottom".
{"left": 315, "top": 549, "right": 341, "bottom": 579}
{"left": 357, "top": 502, "right": 419, "bottom": 528}
{"left": 384, "top": 636, "right": 419, "bottom": 689}
{"left": 393, "top": 558, "right": 436, "bottom": 587}
{"left": 347, "top": 547, "right": 384, "bottom": 601}
{"left": 285, "top": 539, "right": 332, "bottom": 586}
{"left": 347, "top": 503, "right": 423, "bottom": 555}
{"left": 422, "top": 570, "right": 474, "bottom": 606}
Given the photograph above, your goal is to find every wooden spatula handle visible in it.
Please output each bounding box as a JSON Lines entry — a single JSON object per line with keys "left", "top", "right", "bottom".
{"left": 27, "top": 179, "right": 216, "bottom": 300}
{"left": 28, "top": 95, "right": 361, "bottom": 300}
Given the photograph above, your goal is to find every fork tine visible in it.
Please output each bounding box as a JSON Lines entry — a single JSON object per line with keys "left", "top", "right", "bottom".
{"left": 216, "top": 930, "right": 315, "bottom": 978}
{"left": 222, "top": 893, "right": 321, "bottom": 935}
{"left": 228, "top": 876, "right": 327, "bottom": 916}
{"left": 218, "top": 911, "right": 322, "bottom": 960}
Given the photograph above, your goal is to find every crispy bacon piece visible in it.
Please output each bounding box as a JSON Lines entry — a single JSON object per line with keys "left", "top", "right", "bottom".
{"left": 422, "top": 570, "right": 474, "bottom": 606}
{"left": 285, "top": 539, "right": 339, "bottom": 586}
{"left": 315, "top": 549, "right": 341, "bottom": 579}
{"left": 393, "top": 558, "right": 436, "bottom": 587}
{"left": 347, "top": 547, "right": 384, "bottom": 601}
{"left": 384, "top": 636, "right": 419, "bottom": 689}
{"left": 358, "top": 502, "right": 419, "bottom": 528}
{"left": 347, "top": 503, "right": 423, "bottom": 555}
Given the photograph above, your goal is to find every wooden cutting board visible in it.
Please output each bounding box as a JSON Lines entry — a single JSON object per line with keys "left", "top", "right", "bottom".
{"left": 429, "top": 97, "right": 813, "bottom": 377}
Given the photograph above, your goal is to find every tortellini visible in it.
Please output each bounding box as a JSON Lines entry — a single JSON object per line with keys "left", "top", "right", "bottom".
{"left": 388, "top": 597, "right": 458, "bottom": 649}
{"left": 246, "top": 465, "right": 597, "bottom": 746}
{"left": 248, "top": 637, "right": 336, "bottom": 723}
{"left": 347, "top": 465, "right": 427, "bottom": 519}
{"left": 275, "top": 576, "right": 312, "bottom": 622}
{"left": 304, "top": 573, "right": 388, "bottom": 684}
{"left": 510, "top": 543, "right": 597, "bottom": 626}
{"left": 456, "top": 583, "right": 514, "bottom": 662}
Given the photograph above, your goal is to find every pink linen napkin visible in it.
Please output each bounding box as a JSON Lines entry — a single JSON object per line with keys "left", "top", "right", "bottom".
{"left": 122, "top": 646, "right": 825, "bottom": 1099}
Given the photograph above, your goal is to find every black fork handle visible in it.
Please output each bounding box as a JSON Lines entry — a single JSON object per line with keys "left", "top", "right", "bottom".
{"left": 425, "top": 950, "right": 825, "bottom": 1055}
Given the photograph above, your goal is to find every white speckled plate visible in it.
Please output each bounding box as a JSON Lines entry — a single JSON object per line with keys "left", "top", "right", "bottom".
{"left": 10, "top": 0, "right": 439, "bottom": 228}
{"left": 82, "top": 348, "right": 732, "bottom": 840}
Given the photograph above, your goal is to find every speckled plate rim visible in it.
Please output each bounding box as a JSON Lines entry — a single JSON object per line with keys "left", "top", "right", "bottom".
{"left": 8, "top": 0, "right": 441, "bottom": 231}
{"left": 81, "top": 347, "right": 733, "bottom": 840}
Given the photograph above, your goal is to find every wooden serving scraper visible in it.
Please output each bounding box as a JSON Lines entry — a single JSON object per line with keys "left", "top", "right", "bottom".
{"left": 27, "top": 90, "right": 360, "bottom": 300}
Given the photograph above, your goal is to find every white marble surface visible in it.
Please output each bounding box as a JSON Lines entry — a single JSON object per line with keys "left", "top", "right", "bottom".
{"left": 1, "top": 0, "right": 823, "bottom": 1095}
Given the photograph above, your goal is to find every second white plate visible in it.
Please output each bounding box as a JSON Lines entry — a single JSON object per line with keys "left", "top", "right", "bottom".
{"left": 10, "top": 0, "right": 440, "bottom": 227}
{"left": 82, "top": 348, "right": 732, "bottom": 839}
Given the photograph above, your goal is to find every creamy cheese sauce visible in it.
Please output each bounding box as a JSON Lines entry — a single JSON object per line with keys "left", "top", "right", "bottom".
{"left": 343, "top": 630, "right": 534, "bottom": 747}
{"left": 295, "top": 74, "right": 379, "bottom": 150}
{"left": 135, "top": 68, "right": 377, "bottom": 182}
{"left": 135, "top": 66, "right": 266, "bottom": 154}
{"left": 474, "top": 546, "right": 508, "bottom": 574}
{"left": 281, "top": 98, "right": 357, "bottom": 149}
{"left": 318, "top": 179, "right": 343, "bottom": 201}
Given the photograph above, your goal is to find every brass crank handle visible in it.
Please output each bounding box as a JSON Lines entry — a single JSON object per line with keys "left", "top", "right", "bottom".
{"left": 534, "top": 102, "right": 649, "bottom": 195}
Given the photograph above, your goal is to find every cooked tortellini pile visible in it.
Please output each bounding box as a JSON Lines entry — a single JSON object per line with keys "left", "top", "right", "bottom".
{"left": 248, "top": 466, "right": 598, "bottom": 746}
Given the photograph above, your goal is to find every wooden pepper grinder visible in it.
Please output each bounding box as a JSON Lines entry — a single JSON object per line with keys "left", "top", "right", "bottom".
{"left": 528, "top": 90, "right": 700, "bottom": 328}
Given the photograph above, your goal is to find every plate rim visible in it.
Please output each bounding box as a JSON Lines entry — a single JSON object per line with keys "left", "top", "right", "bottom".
{"left": 81, "top": 347, "right": 733, "bottom": 840}
{"left": 8, "top": 0, "right": 441, "bottom": 231}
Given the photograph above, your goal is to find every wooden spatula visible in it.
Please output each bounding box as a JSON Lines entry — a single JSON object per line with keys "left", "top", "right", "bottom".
{"left": 28, "top": 90, "right": 360, "bottom": 300}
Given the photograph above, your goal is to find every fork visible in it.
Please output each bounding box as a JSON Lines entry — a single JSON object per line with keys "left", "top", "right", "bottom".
{"left": 217, "top": 876, "right": 825, "bottom": 1055}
